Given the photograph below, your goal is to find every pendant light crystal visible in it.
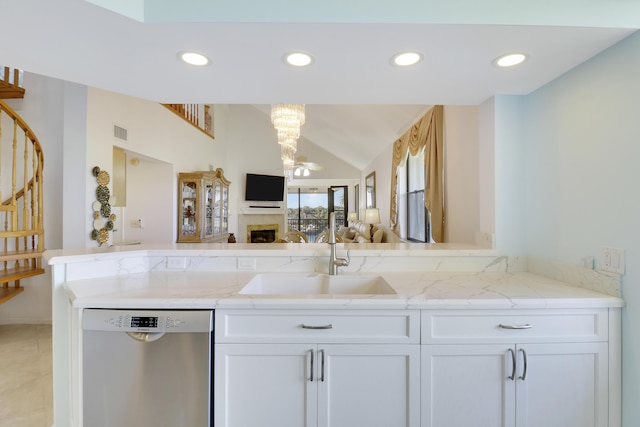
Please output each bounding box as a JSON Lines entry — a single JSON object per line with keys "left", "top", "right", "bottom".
{"left": 271, "top": 104, "right": 305, "bottom": 176}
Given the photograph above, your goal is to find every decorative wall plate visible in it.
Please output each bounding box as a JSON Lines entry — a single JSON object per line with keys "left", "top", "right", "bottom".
{"left": 100, "top": 203, "right": 111, "bottom": 218}
{"left": 96, "top": 185, "right": 110, "bottom": 203}
{"left": 97, "top": 170, "right": 110, "bottom": 186}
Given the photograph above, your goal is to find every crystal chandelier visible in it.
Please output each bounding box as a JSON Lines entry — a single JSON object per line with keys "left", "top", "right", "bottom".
{"left": 271, "top": 104, "right": 305, "bottom": 177}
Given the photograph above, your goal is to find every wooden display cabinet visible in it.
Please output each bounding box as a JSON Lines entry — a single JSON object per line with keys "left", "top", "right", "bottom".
{"left": 177, "top": 168, "right": 230, "bottom": 243}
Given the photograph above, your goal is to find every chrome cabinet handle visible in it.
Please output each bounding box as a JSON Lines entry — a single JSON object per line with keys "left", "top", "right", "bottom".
{"left": 301, "top": 324, "right": 333, "bottom": 330}
{"left": 518, "top": 349, "right": 528, "bottom": 381}
{"left": 507, "top": 348, "right": 516, "bottom": 380}
{"left": 498, "top": 324, "right": 532, "bottom": 330}
{"left": 309, "top": 349, "right": 314, "bottom": 382}
{"left": 320, "top": 349, "right": 325, "bottom": 382}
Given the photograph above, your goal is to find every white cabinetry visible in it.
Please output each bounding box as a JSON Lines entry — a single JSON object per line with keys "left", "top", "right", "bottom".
{"left": 421, "top": 309, "right": 611, "bottom": 427}
{"left": 215, "top": 310, "right": 420, "bottom": 427}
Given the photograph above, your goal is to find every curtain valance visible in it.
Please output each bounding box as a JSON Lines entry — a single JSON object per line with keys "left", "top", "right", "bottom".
{"left": 390, "top": 105, "right": 444, "bottom": 242}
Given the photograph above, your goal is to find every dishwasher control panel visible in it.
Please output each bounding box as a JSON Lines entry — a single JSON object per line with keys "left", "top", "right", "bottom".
{"left": 82, "top": 309, "right": 214, "bottom": 333}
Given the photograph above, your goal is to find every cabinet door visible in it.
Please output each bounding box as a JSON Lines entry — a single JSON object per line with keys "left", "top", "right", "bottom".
{"left": 222, "top": 184, "right": 228, "bottom": 233}
{"left": 318, "top": 344, "right": 420, "bottom": 427}
{"left": 178, "top": 179, "right": 198, "bottom": 241}
{"left": 215, "top": 344, "right": 317, "bottom": 427}
{"left": 422, "top": 344, "right": 516, "bottom": 427}
{"left": 515, "top": 342, "right": 608, "bottom": 427}
{"left": 213, "top": 181, "right": 221, "bottom": 235}
{"left": 203, "top": 179, "right": 214, "bottom": 239}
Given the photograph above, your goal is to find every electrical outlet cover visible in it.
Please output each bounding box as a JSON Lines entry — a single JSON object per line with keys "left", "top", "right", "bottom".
{"left": 601, "top": 246, "right": 625, "bottom": 274}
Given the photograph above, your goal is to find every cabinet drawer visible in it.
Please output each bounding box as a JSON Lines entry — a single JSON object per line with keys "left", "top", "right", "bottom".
{"left": 422, "top": 309, "right": 608, "bottom": 344}
{"left": 216, "top": 309, "right": 420, "bottom": 344}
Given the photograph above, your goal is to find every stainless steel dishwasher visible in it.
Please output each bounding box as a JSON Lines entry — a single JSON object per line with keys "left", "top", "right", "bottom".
{"left": 82, "top": 309, "right": 214, "bottom": 427}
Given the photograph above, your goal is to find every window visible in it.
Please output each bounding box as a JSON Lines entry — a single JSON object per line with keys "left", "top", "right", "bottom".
{"left": 287, "top": 188, "right": 328, "bottom": 242}
{"left": 328, "top": 185, "right": 348, "bottom": 229}
{"left": 406, "top": 150, "right": 429, "bottom": 242}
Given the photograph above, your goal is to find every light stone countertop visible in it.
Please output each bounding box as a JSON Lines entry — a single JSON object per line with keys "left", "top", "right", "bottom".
{"left": 48, "top": 244, "right": 624, "bottom": 311}
{"left": 64, "top": 270, "right": 624, "bottom": 310}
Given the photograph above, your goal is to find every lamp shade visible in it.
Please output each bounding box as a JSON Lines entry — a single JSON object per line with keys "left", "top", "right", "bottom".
{"left": 364, "top": 208, "right": 380, "bottom": 224}
{"left": 347, "top": 212, "right": 357, "bottom": 222}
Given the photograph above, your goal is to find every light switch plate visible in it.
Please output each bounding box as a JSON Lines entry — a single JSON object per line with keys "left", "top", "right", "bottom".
{"left": 601, "top": 247, "right": 625, "bottom": 274}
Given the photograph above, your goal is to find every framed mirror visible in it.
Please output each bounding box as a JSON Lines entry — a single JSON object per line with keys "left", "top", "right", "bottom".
{"left": 354, "top": 183, "right": 359, "bottom": 219}
{"left": 365, "top": 171, "right": 376, "bottom": 208}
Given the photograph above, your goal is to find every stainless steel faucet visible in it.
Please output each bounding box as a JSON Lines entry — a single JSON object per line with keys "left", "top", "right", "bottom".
{"left": 328, "top": 212, "right": 349, "bottom": 275}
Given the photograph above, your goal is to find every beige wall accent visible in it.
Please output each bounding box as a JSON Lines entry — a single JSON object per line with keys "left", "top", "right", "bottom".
{"left": 112, "top": 147, "right": 126, "bottom": 207}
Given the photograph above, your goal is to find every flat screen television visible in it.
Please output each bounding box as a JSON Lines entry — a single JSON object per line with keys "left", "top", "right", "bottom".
{"left": 245, "top": 173, "right": 285, "bottom": 202}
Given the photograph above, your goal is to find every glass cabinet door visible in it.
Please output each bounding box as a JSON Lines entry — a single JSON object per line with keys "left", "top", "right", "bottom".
{"left": 222, "top": 185, "right": 228, "bottom": 233}
{"left": 213, "top": 181, "right": 222, "bottom": 235}
{"left": 204, "top": 181, "right": 214, "bottom": 239}
{"left": 180, "top": 180, "right": 197, "bottom": 238}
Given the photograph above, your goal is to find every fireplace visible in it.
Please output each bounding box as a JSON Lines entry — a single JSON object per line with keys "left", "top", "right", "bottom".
{"left": 247, "top": 224, "right": 279, "bottom": 243}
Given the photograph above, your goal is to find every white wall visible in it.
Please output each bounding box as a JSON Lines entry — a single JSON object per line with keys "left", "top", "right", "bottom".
{"left": 444, "top": 106, "right": 480, "bottom": 243}
{"left": 364, "top": 143, "right": 393, "bottom": 228}
{"left": 493, "top": 96, "right": 526, "bottom": 255}
{"left": 517, "top": 31, "right": 640, "bottom": 426}
{"left": 118, "top": 155, "right": 173, "bottom": 244}
{"left": 478, "top": 98, "right": 496, "bottom": 237}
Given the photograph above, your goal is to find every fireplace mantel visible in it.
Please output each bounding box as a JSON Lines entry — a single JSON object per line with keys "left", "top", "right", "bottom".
{"left": 239, "top": 207, "right": 284, "bottom": 215}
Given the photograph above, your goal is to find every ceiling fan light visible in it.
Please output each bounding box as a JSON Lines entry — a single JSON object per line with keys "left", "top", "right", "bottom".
{"left": 294, "top": 168, "right": 301, "bottom": 176}
{"left": 302, "top": 168, "right": 310, "bottom": 177}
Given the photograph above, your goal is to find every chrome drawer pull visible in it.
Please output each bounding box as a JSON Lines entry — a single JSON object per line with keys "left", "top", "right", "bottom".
{"left": 309, "top": 349, "right": 314, "bottom": 382}
{"left": 498, "top": 324, "right": 532, "bottom": 330}
{"left": 507, "top": 348, "right": 516, "bottom": 381}
{"left": 320, "top": 349, "right": 326, "bottom": 382}
{"left": 518, "top": 349, "right": 528, "bottom": 381}
{"left": 301, "top": 324, "right": 333, "bottom": 330}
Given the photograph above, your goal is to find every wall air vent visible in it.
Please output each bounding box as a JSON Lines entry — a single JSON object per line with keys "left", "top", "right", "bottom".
{"left": 113, "top": 124, "right": 128, "bottom": 142}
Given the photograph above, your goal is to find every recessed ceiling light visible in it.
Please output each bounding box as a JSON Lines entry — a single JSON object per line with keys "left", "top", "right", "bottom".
{"left": 179, "top": 51, "right": 210, "bottom": 66}
{"left": 494, "top": 53, "right": 527, "bottom": 68}
{"left": 392, "top": 52, "right": 422, "bottom": 67}
{"left": 284, "top": 52, "right": 313, "bottom": 67}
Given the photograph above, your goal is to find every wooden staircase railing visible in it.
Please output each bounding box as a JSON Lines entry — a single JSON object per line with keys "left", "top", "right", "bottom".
{"left": 162, "top": 104, "right": 213, "bottom": 137}
{"left": 0, "top": 99, "right": 45, "bottom": 304}
{"left": 0, "top": 67, "right": 25, "bottom": 99}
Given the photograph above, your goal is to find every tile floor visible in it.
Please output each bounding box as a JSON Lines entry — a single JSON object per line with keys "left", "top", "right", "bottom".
{"left": 0, "top": 324, "right": 53, "bottom": 427}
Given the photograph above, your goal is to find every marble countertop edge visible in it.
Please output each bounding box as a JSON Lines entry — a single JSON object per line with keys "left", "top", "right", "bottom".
{"left": 64, "top": 270, "right": 624, "bottom": 310}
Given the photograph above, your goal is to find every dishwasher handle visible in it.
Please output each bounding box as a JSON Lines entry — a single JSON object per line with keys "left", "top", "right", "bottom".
{"left": 126, "top": 332, "right": 166, "bottom": 342}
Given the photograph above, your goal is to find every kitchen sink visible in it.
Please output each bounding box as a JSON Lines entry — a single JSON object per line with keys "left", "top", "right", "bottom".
{"left": 239, "top": 273, "right": 396, "bottom": 295}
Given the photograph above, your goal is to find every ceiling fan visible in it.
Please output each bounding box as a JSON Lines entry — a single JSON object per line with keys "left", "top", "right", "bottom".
{"left": 293, "top": 156, "right": 324, "bottom": 176}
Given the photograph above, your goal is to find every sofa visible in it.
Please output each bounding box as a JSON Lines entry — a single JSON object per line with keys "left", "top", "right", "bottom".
{"left": 337, "top": 221, "right": 405, "bottom": 243}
